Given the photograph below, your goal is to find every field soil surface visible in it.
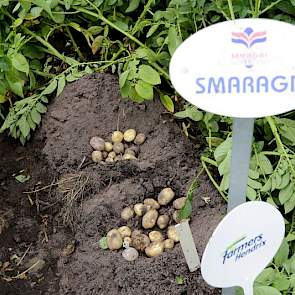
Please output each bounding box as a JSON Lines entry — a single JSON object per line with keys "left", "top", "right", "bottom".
{"left": 0, "top": 73, "right": 223, "bottom": 295}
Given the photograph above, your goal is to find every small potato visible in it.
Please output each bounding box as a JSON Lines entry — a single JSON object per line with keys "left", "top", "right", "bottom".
{"left": 144, "top": 198, "right": 160, "bottom": 210}
{"left": 114, "top": 155, "right": 123, "bottom": 162}
{"left": 124, "top": 129, "right": 136, "bottom": 142}
{"left": 158, "top": 188, "right": 175, "bottom": 206}
{"left": 113, "top": 142, "right": 124, "bottom": 154}
{"left": 102, "top": 151, "right": 108, "bottom": 159}
{"left": 122, "top": 247, "right": 139, "bottom": 261}
{"left": 134, "top": 133, "right": 146, "bottom": 145}
{"left": 157, "top": 215, "right": 170, "bottom": 229}
{"left": 134, "top": 203, "right": 150, "bottom": 217}
{"left": 173, "top": 210, "right": 182, "bottom": 223}
{"left": 107, "top": 229, "right": 123, "bottom": 250}
{"left": 123, "top": 237, "right": 132, "bottom": 246}
{"left": 90, "top": 137, "right": 105, "bottom": 151}
{"left": 149, "top": 231, "right": 164, "bottom": 242}
{"left": 131, "top": 234, "right": 150, "bottom": 252}
{"left": 145, "top": 242, "right": 164, "bottom": 257}
{"left": 142, "top": 209, "right": 159, "bottom": 229}
{"left": 108, "top": 151, "right": 116, "bottom": 159}
{"left": 92, "top": 151, "right": 103, "bottom": 163}
{"left": 131, "top": 229, "right": 142, "bottom": 238}
{"left": 118, "top": 226, "right": 131, "bottom": 238}
{"left": 112, "top": 131, "right": 124, "bottom": 144}
{"left": 123, "top": 154, "right": 136, "bottom": 160}
{"left": 167, "top": 226, "right": 180, "bottom": 242}
{"left": 124, "top": 148, "right": 136, "bottom": 157}
{"left": 164, "top": 239, "right": 174, "bottom": 250}
{"left": 173, "top": 197, "right": 186, "bottom": 210}
{"left": 104, "top": 142, "right": 113, "bottom": 152}
{"left": 105, "top": 157, "right": 114, "bottom": 163}
{"left": 121, "top": 207, "right": 134, "bottom": 220}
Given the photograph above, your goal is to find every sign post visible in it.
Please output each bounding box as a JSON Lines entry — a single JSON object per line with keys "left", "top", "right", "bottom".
{"left": 170, "top": 18, "right": 295, "bottom": 294}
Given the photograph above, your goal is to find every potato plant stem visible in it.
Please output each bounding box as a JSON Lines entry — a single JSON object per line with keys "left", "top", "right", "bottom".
{"left": 65, "top": 26, "right": 84, "bottom": 60}
{"left": 227, "top": 0, "right": 235, "bottom": 20}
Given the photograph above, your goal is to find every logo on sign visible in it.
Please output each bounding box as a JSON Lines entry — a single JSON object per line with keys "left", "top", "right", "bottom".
{"left": 222, "top": 234, "right": 266, "bottom": 264}
{"left": 231, "top": 27, "right": 267, "bottom": 68}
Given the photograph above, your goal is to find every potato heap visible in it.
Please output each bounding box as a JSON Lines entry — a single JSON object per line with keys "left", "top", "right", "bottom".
{"left": 105, "top": 188, "right": 187, "bottom": 261}
{"left": 90, "top": 129, "right": 146, "bottom": 164}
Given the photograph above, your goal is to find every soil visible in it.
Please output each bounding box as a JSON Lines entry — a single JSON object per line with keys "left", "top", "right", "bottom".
{"left": 0, "top": 73, "right": 224, "bottom": 295}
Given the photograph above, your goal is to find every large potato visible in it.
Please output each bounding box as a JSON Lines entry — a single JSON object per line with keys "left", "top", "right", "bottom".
{"left": 142, "top": 209, "right": 158, "bottom": 229}
{"left": 145, "top": 242, "right": 164, "bottom": 257}
{"left": 90, "top": 137, "right": 105, "bottom": 151}
{"left": 157, "top": 214, "right": 170, "bottom": 229}
{"left": 157, "top": 188, "right": 175, "bottom": 205}
{"left": 107, "top": 229, "right": 123, "bottom": 250}
{"left": 123, "top": 129, "right": 136, "bottom": 142}
{"left": 112, "top": 131, "right": 124, "bottom": 143}
{"left": 131, "top": 234, "right": 150, "bottom": 252}
{"left": 144, "top": 198, "right": 160, "bottom": 209}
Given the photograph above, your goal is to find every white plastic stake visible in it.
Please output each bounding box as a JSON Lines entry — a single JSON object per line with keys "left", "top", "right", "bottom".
{"left": 175, "top": 220, "right": 200, "bottom": 272}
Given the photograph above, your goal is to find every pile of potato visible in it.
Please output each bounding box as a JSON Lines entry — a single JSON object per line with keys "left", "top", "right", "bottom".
{"left": 105, "top": 188, "right": 187, "bottom": 261}
{"left": 90, "top": 129, "right": 146, "bottom": 164}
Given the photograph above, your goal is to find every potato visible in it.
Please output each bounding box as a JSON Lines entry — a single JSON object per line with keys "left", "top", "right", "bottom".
{"left": 121, "top": 207, "right": 134, "bottom": 220}
{"left": 144, "top": 198, "right": 160, "bottom": 210}
{"left": 167, "top": 226, "right": 180, "bottom": 242}
{"left": 142, "top": 209, "right": 159, "bottom": 229}
{"left": 173, "top": 197, "right": 186, "bottom": 210}
{"left": 112, "top": 131, "right": 124, "bottom": 143}
{"left": 90, "top": 137, "right": 105, "bottom": 151}
{"left": 105, "top": 157, "right": 114, "bottom": 163}
{"left": 123, "top": 129, "right": 136, "bottom": 142}
{"left": 123, "top": 236, "right": 132, "bottom": 246}
{"left": 108, "top": 151, "right": 116, "bottom": 159}
{"left": 172, "top": 210, "right": 181, "bottom": 223}
{"left": 104, "top": 142, "right": 113, "bottom": 152}
{"left": 123, "top": 154, "right": 136, "bottom": 160}
{"left": 107, "top": 229, "right": 123, "bottom": 250}
{"left": 91, "top": 151, "right": 103, "bottom": 163}
{"left": 157, "top": 214, "right": 170, "bottom": 229}
{"left": 164, "top": 239, "right": 174, "bottom": 250}
{"left": 131, "top": 234, "right": 150, "bottom": 252}
{"left": 122, "top": 247, "right": 139, "bottom": 261}
{"left": 102, "top": 151, "right": 108, "bottom": 159}
{"left": 145, "top": 242, "right": 164, "bottom": 257}
{"left": 131, "top": 229, "right": 142, "bottom": 238}
{"left": 124, "top": 148, "right": 136, "bottom": 157}
{"left": 134, "top": 203, "right": 150, "bottom": 217}
{"left": 134, "top": 133, "right": 146, "bottom": 145}
{"left": 158, "top": 188, "right": 175, "bottom": 206}
{"left": 118, "top": 226, "right": 131, "bottom": 238}
{"left": 149, "top": 231, "right": 164, "bottom": 242}
{"left": 114, "top": 155, "right": 123, "bottom": 162}
{"left": 113, "top": 142, "right": 124, "bottom": 154}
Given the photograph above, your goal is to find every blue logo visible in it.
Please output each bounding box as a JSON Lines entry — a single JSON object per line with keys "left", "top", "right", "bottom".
{"left": 231, "top": 27, "right": 267, "bottom": 48}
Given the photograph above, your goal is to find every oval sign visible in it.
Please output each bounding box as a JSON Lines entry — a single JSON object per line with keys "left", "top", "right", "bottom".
{"left": 170, "top": 18, "right": 295, "bottom": 118}
{"left": 201, "top": 201, "right": 285, "bottom": 293}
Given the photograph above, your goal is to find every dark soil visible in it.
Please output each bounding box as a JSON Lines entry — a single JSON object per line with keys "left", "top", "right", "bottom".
{"left": 0, "top": 73, "right": 224, "bottom": 295}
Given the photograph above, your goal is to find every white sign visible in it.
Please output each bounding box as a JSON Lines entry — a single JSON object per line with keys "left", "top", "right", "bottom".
{"left": 170, "top": 18, "right": 295, "bottom": 118}
{"left": 201, "top": 201, "right": 285, "bottom": 295}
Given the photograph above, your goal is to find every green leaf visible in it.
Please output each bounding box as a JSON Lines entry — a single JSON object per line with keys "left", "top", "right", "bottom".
{"left": 160, "top": 94, "right": 174, "bottom": 113}
{"left": 248, "top": 178, "right": 262, "bottom": 190}
{"left": 11, "top": 53, "right": 29, "bottom": 75}
{"left": 91, "top": 35, "right": 104, "bottom": 55}
{"left": 99, "top": 237, "right": 108, "bottom": 250}
{"left": 35, "top": 102, "right": 47, "bottom": 114}
{"left": 57, "top": 75, "right": 66, "bottom": 96}
{"left": 12, "top": 18, "right": 23, "bottom": 28}
{"left": 274, "top": 239, "right": 289, "bottom": 267}
{"left": 119, "top": 70, "right": 130, "bottom": 89}
{"left": 246, "top": 186, "right": 257, "bottom": 201}
{"left": 15, "top": 174, "right": 30, "bottom": 183}
{"left": 254, "top": 286, "right": 281, "bottom": 295}
{"left": 42, "top": 79, "right": 57, "bottom": 95}
{"left": 175, "top": 275, "right": 185, "bottom": 285}
{"left": 279, "top": 182, "right": 294, "bottom": 205}
{"left": 220, "top": 173, "right": 230, "bottom": 191}
{"left": 214, "top": 137, "right": 232, "bottom": 164}
{"left": 167, "top": 26, "right": 182, "bottom": 56}
{"left": 6, "top": 73, "right": 24, "bottom": 97}
{"left": 30, "top": 6, "right": 43, "bottom": 18}
{"left": 178, "top": 200, "right": 192, "bottom": 220}
{"left": 284, "top": 192, "right": 295, "bottom": 214}
{"left": 30, "top": 108, "right": 41, "bottom": 125}
{"left": 255, "top": 268, "right": 275, "bottom": 286}
{"left": 257, "top": 153, "right": 273, "bottom": 174}
{"left": 276, "top": 172, "right": 290, "bottom": 190}
{"left": 146, "top": 24, "right": 160, "bottom": 38}
{"left": 218, "top": 151, "right": 231, "bottom": 176}
{"left": 135, "top": 80, "right": 153, "bottom": 100}
{"left": 126, "top": 0, "right": 140, "bottom": 13}
{"left": 261, "top": 178, "right": 271, "bottom": 193}
{"left": 174, "top": 106, "right": 203, "bottom": 121}
{"left": 18, "top": 115, "right": 30, "bottom": 138}
{"left": 138, "top": 65, "right": 161, "bottom": 85}
{"left": 290, "top": 273, "right": 295, "bottom": 288}
{"left": 272, "top": 272, "right": 290, "bottom": 291}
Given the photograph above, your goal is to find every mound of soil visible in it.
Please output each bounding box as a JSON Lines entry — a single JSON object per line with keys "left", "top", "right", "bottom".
{"left": 0, "top": 73, "right": 224, "bottom": 295}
